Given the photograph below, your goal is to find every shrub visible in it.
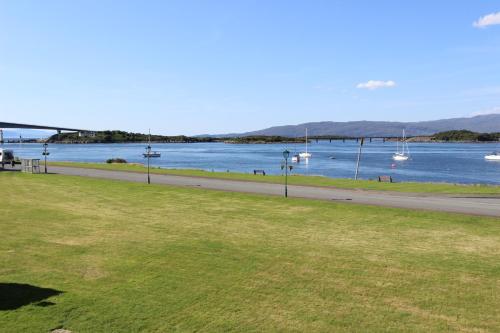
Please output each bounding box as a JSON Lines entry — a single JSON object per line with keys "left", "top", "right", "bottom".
{"left": 106, "top": 158, "right": 127, "bottom": 164}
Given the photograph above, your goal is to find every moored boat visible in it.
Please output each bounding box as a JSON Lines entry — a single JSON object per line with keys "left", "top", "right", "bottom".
{"left": 393, "top": 129, "right": 410, "bottom": 161}
{"left": 485, "top": 152, "right": 500, "bottom": 161}
{"left": 143, "top": 151, "right": 161, "bottom": 158}
{"left": 143, "top": 130, "right": 161, "bottom": 158}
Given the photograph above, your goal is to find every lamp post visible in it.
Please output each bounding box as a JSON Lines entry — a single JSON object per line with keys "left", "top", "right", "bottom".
{"left": 145, "top": 144, "right": 151, "bottom": 184}
{"left": 42, "top": 143, "right": 49, "bottom": 174}
{"left": 282, "top": 149, "right": 290, "bottom": 197}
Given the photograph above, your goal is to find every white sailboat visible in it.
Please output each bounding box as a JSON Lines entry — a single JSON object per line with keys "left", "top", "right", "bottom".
{"left": 485, "top": 151, "right": 500, "bottom": 161}
{"left": 299, "top": 128, "right": 312, "bottom": 159}
{"left": 393, "top": 129, "right": 410, "bottom": 161}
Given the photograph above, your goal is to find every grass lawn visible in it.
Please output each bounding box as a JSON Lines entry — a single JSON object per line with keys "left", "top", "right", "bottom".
{"left": 1, "top": 172, "right": 500, "bottom": 332}
{"left": 49, "top": 161, "right": 500, "bottom": 195}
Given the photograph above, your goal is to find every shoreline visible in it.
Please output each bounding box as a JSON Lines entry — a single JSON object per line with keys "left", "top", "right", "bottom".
{"left": 4, "top": 140, "right": 500, "bottom": 144}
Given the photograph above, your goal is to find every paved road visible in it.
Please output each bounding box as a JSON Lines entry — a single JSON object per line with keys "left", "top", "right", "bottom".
{"left": 47, "top": 166, "right": 500, "bottom": 217}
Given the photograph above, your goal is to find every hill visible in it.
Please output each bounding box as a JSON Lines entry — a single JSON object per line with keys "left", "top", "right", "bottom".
{"left": 431, "top": 130, "right": 500, "bottom": 142}
{"left": 232, "top": 114, "right": 500, "bottom": 137}
{"left": 47, "top": 131, "right": 220, "bottom": 143}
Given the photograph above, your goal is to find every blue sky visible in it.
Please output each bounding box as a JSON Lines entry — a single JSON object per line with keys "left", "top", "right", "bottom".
{"left": 1, "top": 1, "right": 500, "bottom": 135}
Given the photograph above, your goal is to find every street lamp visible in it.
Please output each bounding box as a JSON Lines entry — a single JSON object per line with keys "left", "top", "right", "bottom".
{"left": 145, "top": 144, "right": 151, "bottom": 184}
{"left": 282, "top": 149, "right": 290, "bottom": 197}
{"left": 42, "top": 143, "right": 49, "bottom": 174}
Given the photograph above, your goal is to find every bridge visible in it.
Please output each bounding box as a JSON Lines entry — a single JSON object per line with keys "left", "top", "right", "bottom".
{"left": 0, "top": 122, "right": 92, "bottom": 143}
{"left": 308, "top": 136, "right": 410, "bottom": 143}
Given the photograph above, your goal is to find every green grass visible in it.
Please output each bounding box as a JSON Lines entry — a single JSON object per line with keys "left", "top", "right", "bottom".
{"left": 1, "top": 172, "right": 500, "bottom": 332}
{"left": 50, "top": 161, "right": 500, "bottom": 195}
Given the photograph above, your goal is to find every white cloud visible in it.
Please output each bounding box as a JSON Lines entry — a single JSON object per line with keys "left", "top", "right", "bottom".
{"left": 473, "top": 12, "right": 500, "bottom": 28}
{"left": 471, "top": 106, "right": 500, "bottom": 116}
{"left": 356, "top": 80, "right": 396, "bottom": 90}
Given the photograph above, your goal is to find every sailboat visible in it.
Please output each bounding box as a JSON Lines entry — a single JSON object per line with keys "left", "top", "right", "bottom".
{"left": 392, "top": 129, "right": 410, "bottom": 161}
{"left": 485, "top": 151, "right": 500, "bottom": 161}
{"left": 143, "top": 130, "right": 161, "bottom": 158}
{"left": 299, "top": 128, "right": 312, "bottom": 159}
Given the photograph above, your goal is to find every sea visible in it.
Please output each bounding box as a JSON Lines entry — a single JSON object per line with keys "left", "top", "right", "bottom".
{"left": 3, "top": 141, "right": 500, "bottom": 185}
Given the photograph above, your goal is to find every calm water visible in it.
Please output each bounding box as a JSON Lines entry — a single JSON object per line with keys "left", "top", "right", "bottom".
{"left": 4, "top": 141, "right": 500, "bottom": 185}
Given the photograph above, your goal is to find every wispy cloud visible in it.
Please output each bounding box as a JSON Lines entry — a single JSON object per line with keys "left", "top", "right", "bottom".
{"left": 473, "top": 12, "right": 500, "bottom": 28}
{"left": 471, "top": 106, "right": 500, "bottom": 116}
{"left": 356, "top": 80, "right": 396, "bottom": 90}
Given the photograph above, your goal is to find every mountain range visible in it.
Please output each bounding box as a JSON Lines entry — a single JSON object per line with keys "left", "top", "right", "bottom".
{"left": 221, "top": 114, "right": 500, "bottom": 138}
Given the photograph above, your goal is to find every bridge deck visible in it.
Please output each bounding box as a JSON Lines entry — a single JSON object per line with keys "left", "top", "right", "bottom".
{"left": 0, "top": 122, "right": 87, "bottom": 132}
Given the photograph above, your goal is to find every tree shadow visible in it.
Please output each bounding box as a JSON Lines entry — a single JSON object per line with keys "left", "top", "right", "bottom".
{"left": 0, "top": 283, "right": 63, "bottom": 310}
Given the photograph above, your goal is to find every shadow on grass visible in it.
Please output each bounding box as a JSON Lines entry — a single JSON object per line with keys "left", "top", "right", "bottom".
{"left": 0, "top": 283, "right": 63, "bottom": 310}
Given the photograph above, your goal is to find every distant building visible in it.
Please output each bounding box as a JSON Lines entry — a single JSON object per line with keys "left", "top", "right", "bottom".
{"left": 79, "top": 131, "right": 96, "bottom": 138}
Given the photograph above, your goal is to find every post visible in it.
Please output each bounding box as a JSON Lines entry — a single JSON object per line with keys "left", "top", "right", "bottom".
{"left": 147, "top": 145, "right": 151, "bottom": 184}
{"left": 354, "top": 138, "right": 364, "bottom": 180}
{"left": 43, "top": 143, "right": 48, "bottom": 173}
{"left": 285, "top": 157, "right": 288, "bottom": 198}
{"left": 0, "top": 129, "right": 3, "bottom": 144}
{"left": 282, "top": 150, "right": 290, "bottom": 198}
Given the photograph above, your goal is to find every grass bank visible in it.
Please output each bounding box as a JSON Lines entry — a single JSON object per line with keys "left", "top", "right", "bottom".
{"left": 1, "top": 172, "right": 500, "bottom": 332}
{"left": 50, "top": 161, "right": 500, "bottom": 195}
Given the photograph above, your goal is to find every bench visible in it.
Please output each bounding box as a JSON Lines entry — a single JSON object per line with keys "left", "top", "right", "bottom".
{"left": 378, "top": 175, "right": 393, "bottom": 183}
{"left": 253, "top": 169, "right": 266, "bottom": 176}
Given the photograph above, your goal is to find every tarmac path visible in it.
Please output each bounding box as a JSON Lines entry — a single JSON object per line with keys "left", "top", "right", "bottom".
{"left": 46, "top": 166, "right": 500, "bottom": 217}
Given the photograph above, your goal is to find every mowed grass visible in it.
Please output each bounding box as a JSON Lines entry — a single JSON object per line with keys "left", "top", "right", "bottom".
{"left": 1, "top": 172, "right": 500, "bottom": 332}
{"left": 50, "top": 161, "right": 500, "bottom": 195}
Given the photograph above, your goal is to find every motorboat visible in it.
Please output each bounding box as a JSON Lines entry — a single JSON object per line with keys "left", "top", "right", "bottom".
{"left": 143, "top": 130, "right": 161, "bottom": 158}
{"left": 485, "top": 151, "right": 500, "bottom": 161}
{"left": 143, "top": 151, "right": 161, "bottom": 158}
{"left": 392, "top": 129, "right": 410, "bottom": 161}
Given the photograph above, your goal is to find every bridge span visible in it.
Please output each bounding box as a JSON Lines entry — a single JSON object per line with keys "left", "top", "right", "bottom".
{"left": 0, "top": 121, "right": 91, "bottom": 143}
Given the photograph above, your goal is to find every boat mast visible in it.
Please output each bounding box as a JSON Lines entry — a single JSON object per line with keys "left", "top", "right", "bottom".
{"left": 396, "top": 134, "right": 400, "bottom": 154}
{"left": 404, "top": 129, "right": 410, "bottom": 156}
{"left": 305, "top": 128, "right": 308, "bottom": 154}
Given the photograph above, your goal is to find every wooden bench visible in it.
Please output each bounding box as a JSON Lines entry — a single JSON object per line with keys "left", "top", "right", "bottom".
{"left": 253, "top": 169, "right": 266, "bottom": 176}
{"left": 378, "top": 175, "right": 393, "bottom": 183}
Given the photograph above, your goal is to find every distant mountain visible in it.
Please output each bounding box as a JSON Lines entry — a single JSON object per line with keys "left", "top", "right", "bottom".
{"left": 230, "top": 114, "right": 500, "bottom": 137}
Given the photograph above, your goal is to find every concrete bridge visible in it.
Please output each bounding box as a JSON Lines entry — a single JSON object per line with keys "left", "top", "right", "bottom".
{"left": 0, "top": 122, "right": 92, "bottom": 143}
{"left": 308, "top": 136, "right": 408, "bottom": 143}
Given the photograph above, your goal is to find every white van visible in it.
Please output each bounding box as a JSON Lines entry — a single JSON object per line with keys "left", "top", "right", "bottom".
{"left": 0, "top": 149, "right": 15, "bottom": 168}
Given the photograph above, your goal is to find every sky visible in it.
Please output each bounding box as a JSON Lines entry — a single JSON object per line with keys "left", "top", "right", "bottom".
{"left": 1, "top": 1, "right": 500, "bottom": 135}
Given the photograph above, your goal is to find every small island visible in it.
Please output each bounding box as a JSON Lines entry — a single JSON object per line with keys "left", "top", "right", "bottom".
{"left": 47, "top": 131, "right": 308, "bottom": 144}
{"left": 431, "top": 130, "right": 500, "bottom": 142}
{"left": 407, "top": 130, "right": 500, "bottom": 143}
{"left": 46, "top": 131, "right": 222, "bottom": 144}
